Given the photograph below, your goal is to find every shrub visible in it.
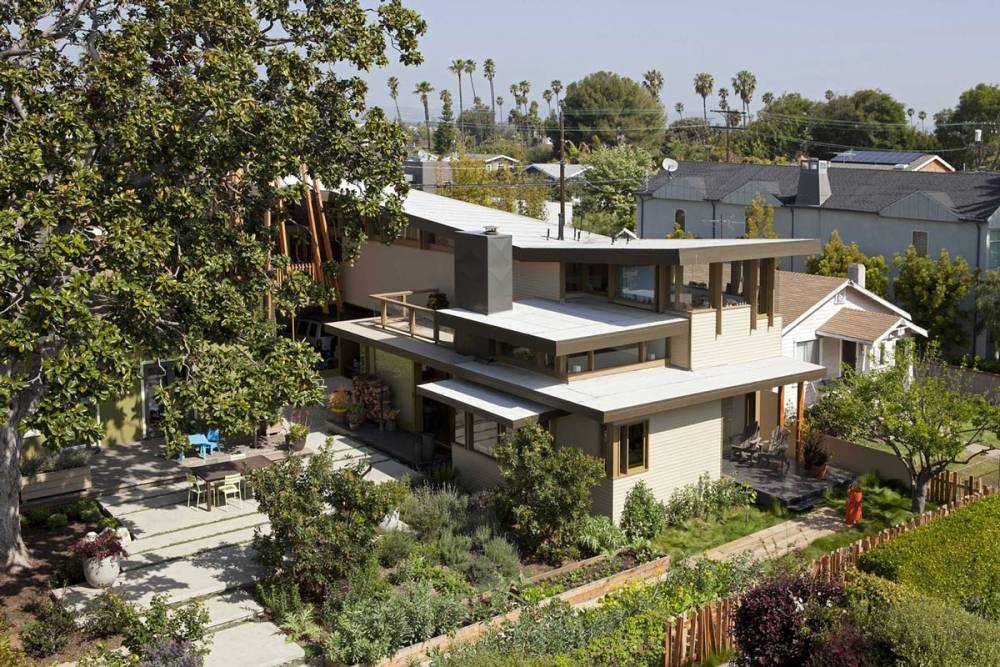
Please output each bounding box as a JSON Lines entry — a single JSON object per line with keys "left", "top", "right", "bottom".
{"left": 378, "top": 529, "right": 416, "bottom": 567}
{"left": 20, "top": 447, "right": 89, "bottom": 476}
{"left": 84, "top": 591, "right": 140, "bottom": 639}
{"left": 662, "top": 473, "right": 756, "bottom": 526}
{"left": 480, "top": 535, "right": 522, "bottom": 582}
{"left": 136, "top": 638, "right": 201, "bottom": 667}
{"left": 77, "top": 500, "right": 104, "bottom": 523}
{"left": 620, "top": 482, "right": 666, "bottom": 540}
{"left": 805, "top": 618, "right": 873, "bottom": 667}
{"left": 0, "top": 618, "right": 31, "bottom": 667}
{"left": 257, "top": 577, "right": 305, "bottom": 626}
{"left": 519, "top": 581, "right": 567, "bottom": 605}
{"left": 72, "top": 530, "right": 128, "bottom": 559}
{"left": 732, "top": 573, "right": 844, "bottom": 667}
{"left": 250, "top": 448, "right": 406, "bottom": 597}
{"left": 27, "top": 508, "right": 51, "bottom": 527}
{"left": 577, "top": 515, "right": 627, "bottom": 556}
{"left": 400, "top": 484, "right": 468, "bottom": 543}
{"left": 436, "top": 528, "right": 474, "bottom": 569}
{"left": 965, "top": 588, "right": 1000, "bottom": 623}
{"left": 857, "top": 494, "right": 1000, "bottom": 605}
{"left": 120, "top": 595, "right": 210, "bottom": 655}
{"left": 46, "top": 512, "right": 69, "bottom": 529}
{"left": 494, "top": 424, "right": 604, "bottom": 563}
{"left": 20, "top": 598, "right": 77, "bottom": 658}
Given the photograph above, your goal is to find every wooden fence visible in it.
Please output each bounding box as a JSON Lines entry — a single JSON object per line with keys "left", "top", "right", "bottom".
{"left": 662, "top": 472, "right": 998, "bottom": 666}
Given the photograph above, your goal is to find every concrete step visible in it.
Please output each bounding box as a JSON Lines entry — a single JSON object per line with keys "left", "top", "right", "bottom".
{"left": 203, "top": 621, "right": 304, "bottom": 667}
{"left": 204, "top": 590, "right": 265, "bottom": 631}
{"left": 124, "top": 522, "right": 270, "bottom": 572}
{"left": 129, "top": 510, "right": 268, "bottom": 555}
{"left": 54, "top": 542, "right": 264, "bottom": 615}
{"left": 118, "top": 498, "right": 262, "bottom": 540}
{"left": 98, "top": 481, "right": 193, "bottom": 516}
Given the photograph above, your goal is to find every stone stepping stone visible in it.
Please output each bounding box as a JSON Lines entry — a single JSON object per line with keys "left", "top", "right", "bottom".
{"left": 203, "top": 621, "right": 304, "bottom": 667}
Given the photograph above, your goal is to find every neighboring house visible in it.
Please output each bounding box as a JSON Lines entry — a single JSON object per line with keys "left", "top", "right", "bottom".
{"left": 830, "top": 150, "right": 955, "bottom": 173}
{"left": 451, "top": 153, "right": 520, "bottom": 171}
{"left": 523, "top": 163, "right": 592, "bottom": 182}
{"left": 635, "top": 159, "right": 1000, "bottom": 354}
{"left": 774, "top": 265, "right": 926, "bottom": 409}
{"left": 330, "top": 189, "right": 825, "bottom": 520}
{"left": 404, "top": 152, "right": 520, "bottom": 192}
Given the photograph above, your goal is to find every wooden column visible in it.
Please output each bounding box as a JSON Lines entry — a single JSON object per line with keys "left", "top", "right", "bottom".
{"left": 674, "top": 264, "right": 684, "bottom": 309}
{"left": 657, "top": 265, "right": 670, "bottom": 312}
{"left": 264, "top": 208, "right": 274, "bottom": 321}
{"left": 299, "top": 166, "right": 327, "bottom": 313}
{"left": 744, "top": 259, "right": 759, "bottom": 331}
{"left": 709, "top": 262, "right": 723, "bottom": 335}
{"left": 795, "top": 380, "right": 805, "bottom": 463}
{"left": 761, "top": 258, "right": 776, "bottom": 327}
{"left": 776, "top": 384, "right": 786, "bottom": 427}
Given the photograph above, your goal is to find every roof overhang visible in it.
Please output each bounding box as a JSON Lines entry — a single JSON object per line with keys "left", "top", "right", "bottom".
{"left": 417, "top": 379, "right": 560, "bottom": 428}
{"left": 511, "top": 239, "right": 820, "bottom": 265}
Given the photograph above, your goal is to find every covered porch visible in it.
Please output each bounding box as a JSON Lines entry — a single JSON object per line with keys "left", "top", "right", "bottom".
{"left": 723, "top": 457, "right": 854, "bottom": 512}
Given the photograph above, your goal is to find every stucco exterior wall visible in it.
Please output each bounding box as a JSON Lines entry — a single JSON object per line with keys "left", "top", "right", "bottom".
{"left": 553, "top": 413, "right": 611, "bottom": 516}
{"left": 341, "top": 242, "right": 455, "bottom": 312}
{"left": 513, "top": 260, "right": 561, "bottom": 301}
{"left": 689, "top": 306, "right": 782, "bottom": 369}
{"left": 608, "top": 400, "right": 723, "bottom": 522}
{"left": 99, "top": 378, "right": 144, "bottom": 446}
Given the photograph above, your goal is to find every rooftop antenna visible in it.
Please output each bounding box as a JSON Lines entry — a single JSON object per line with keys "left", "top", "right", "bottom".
{"left": 661, "top": 158, "right": 679, "bottom": 181}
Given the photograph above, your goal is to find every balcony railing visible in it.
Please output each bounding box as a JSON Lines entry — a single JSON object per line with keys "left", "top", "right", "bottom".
{"left": 369, "top": 290, "right": 453, "bottom": 344}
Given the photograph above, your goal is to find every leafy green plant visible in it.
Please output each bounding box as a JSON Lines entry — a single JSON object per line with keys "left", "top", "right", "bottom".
{"left": 27, "top": 508, "right": 51, "bottom": 527}
{"left": 400, "top": 484, "right": 469, "bottom": 543}
{"left": 661, "top": 473, "right": 756, "bottom": 526}
{"left": 120, "top": 595, "right": 210, "bottom": 656}
{"left": 84, "top": 591, "right": 140, "bottom": 640}
{"left": 20, "top": 598, "right": 77, "bottom": 658}
{"left": 577, "top": 515, "right": 627, "bottom": 556}
{"left": 46, "top": 512, "right": 68, "bottom": 529}
{"left": 257, "top": 577, "right": 305, "bottom": 626}
{"left": 620, "top": 481, "right": 666, "bottom": 540}
{"left": 378, "top": 529, "right": 416, "bottom": 567}
{"left": 519, "top": 581, "right": 566, "bottom": 605}
{"left": 277, "top": 605, "right": 321, "bottom": 643}
{"left": 0, "top": 616, "right": 32, "bottom": 667}
{"left": 285, "top": 422, "right": 310, "bottom": 442}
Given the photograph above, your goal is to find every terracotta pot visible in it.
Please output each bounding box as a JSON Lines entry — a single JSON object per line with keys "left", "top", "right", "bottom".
{"left": 806, "top": 463, "right": 828, "bottom": 480}
{"left": 83, "top": 556, "right": 120, "bottom": 588}
{"left": 329, "top": 409, "right": 347, "bottom": 425}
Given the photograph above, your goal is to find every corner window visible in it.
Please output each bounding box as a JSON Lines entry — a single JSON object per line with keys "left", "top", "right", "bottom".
{"left": 615, "top": 265, "right": 656, "bottom": 306}
{"left": 566, "top": 352, "right": 590, "bottom": 374}
{"left": 499, "top": 341, "right": 535, "bottom": 364}
{"left": 674, "top": 209, "right": 686, "bottom": 230}
{"left": 912, "top": 231, "right": 928, "bottom": 257}
{"left": 619, "top": 421, "right": 648, "bottom": 475}
{"left": 644, "top": 338, "right": 669, "bottom": 362}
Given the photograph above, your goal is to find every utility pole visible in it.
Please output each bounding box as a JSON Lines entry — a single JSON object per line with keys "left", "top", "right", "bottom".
{"left": 710, "top": 109, "right": 745, "bottom": 163}
{"left": 558, "top": 109, "right": 566, "bottom": 240}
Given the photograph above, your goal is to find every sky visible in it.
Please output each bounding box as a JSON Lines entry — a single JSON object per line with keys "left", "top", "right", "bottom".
{"left": 365, "top": 0, "right": 999, "bottom": 124}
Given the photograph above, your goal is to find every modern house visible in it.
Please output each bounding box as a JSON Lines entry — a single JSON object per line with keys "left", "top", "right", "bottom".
{"left": 635, "top": 159, "right": 1000, "bottom": 354}
{"left": 329, "top": 189, "right": 826, "bottom": 519}
{"left": 830, "top": 150, "right": 955, "bottom": 173}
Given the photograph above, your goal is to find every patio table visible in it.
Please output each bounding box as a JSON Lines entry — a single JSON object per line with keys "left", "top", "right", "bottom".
{"left": 190, "top": 455, "right": 273, "bottom": 510}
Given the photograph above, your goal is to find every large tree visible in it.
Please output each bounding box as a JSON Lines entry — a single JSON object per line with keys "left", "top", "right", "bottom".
{"left": 935, "top": 83, "right": 1000, "bottom": 170}
{"left": 806, "top": 230, "right": 889, "bottom": 297}
{"left": 693, "top": 72, "right": 714, "bottom": 122}
{"left": 0, "top": 0, "right": 424, "bottom": 569}
{"left": 414, "top": 81, "right": 434, "bottom": 150}
{"left": 893, "top": 246, "right": 975, "bottom": 354}
{"left": 559, "top": 71, "right": 665, "bottom": 152}
{"left": 433, "top": 90, "right": 456, "bottom": 154}
{"left": 808, "top": 345, "right": 1000, "bottom": 513}
{"left": 572, "top": 143, "right": 652, "bottom": 233}
{"left": 976, "top": 270, "right": 1000, "bottom": 357}
{"left": 810, "top": 89, "right": 915, "bottom": 158}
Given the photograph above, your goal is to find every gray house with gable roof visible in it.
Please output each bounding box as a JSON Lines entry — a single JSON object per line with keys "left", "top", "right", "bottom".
{"left": 636, "top": 159, "right": 1000, "bottom": 355}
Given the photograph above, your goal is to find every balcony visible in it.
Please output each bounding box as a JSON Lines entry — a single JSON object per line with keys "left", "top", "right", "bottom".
{"left": 370, "top": 290, "right": 454, "bottom": 344}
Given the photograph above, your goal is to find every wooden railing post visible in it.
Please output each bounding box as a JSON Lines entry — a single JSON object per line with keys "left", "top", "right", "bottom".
{"left": 380, "top": 300, "right": 387, "bottom": 328}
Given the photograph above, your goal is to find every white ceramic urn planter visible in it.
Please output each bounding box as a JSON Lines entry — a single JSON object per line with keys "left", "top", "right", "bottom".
{"left": 76, "top": 530, "right": 126, "bottom": 589}
{"left": 83, "top": 554, "right": 121, "bottom": 588}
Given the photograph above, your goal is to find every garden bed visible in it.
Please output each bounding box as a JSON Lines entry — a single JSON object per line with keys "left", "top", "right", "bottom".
{"left": 19, "top": 448, "right": 92, "bottom": 504}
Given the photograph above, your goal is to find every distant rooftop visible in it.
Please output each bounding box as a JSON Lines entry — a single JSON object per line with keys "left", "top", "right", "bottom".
{"left": 524, "top": 163, "right": 591, "bottom": 180}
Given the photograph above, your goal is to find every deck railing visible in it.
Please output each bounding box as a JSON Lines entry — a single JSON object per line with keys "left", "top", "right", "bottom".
{"left": 370, "top": 289, "right": 447, "bottom": 343}
{"left": 275, "top": 262, "right": 318, "bottom": 285}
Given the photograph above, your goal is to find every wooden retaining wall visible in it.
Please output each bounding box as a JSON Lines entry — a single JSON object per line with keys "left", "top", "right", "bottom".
{"left": 20, "top": 466, "right": 92, "bottom": 503}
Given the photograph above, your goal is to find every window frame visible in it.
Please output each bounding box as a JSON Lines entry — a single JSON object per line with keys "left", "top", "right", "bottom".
{"left": 794, "top": 339, "right": 820, "bottom": 365}
{"left": 617, "top": 420, "right": 649, "bottom": 476}
{"left": 912, "top": 230, "right": 929, "bottom": 257}
{"left": 611, "top": 264, "right": 658, "bottom": 310}
{"left": 674, "top": 208, "right": 686, "bottom": 231}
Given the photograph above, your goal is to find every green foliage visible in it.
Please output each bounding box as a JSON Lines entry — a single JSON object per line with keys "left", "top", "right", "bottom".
{"left": 20, "top": 598, "right": 77, "bottom": 658}
{"left": 378, "top": 529, "right": 417, "bottom": 567}
{"left": 27, "top": 508, "right": 51, "bottom": 527}
{"left": 20, "top": 448, "right": 89, "bottom": 476}
{"left": 935, "top": 83, "right": 1000, "bottom": 170}
{"left": 560, "top": 72, "right": 665, "bottom": 152}
{"left": 577, "top": 515, "right": 627, "bottom": 556}
{"left": 857, "top": 494, "right": 1000, "bottom": 605}
{"left": 119, "top": 595, "right": 210, "bottom": 656}
{"left": 518, "top": 581, "right": 567, "bottom": 605}
{"left": 743, "top": 194, "right": 777, "bottom": 239}
{"left": 84, "top": 591, "right": 142, "bottom": 641}
{"left": 893, "top": 245, "right": 975, "bottom": 353}
{"left": 434, "top": 90, "right": 457, "bottom": 154}
{"left": 46, "top": 512, "right": 68, "bottom": 529}
{"left": 666, "top": 222, "right": 695, "bottom": 239}
{"left": 400, "top": 484, "right": 469, "bottom": 543}
{"left": 439, "top": 155, "right": 549, "bottom": 220}
{"left": 250, "top": 445, "right": 407, "bottom": 597}
{"left": 494, "top": 424, "right": 605, "bottom": 563}
{"left": 0, "top": 616, "right": 31, "bottom": 667}
{"left": 662, "top": 473, "right": 757, "bottom": 526}
{"left": 809, "top": 345, "right": 1000, "bottom": 512}
{"left": 810, "top": 89, "right": 928, "bottom": 158}
{"left": 257, "top": 576, "right": 306, "bottom": 627}
{"left": 620, "top": 481, "right": 666, "bottom": 540}
{"left": 805, "top": 230, "right": 889, "bottom": 297}
{"left": 976, "top": 270, "right": 1000, "bottom": 351}
{"left": 573, "top": 144, "right": 653, "bottom": 232}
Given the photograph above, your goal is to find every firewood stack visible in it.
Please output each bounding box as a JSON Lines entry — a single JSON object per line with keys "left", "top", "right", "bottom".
{"left": 353, "top": 375, "right": 392, "bottom": 422}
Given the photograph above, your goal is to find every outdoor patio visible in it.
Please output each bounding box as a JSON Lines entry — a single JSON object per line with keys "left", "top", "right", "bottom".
{"left": 723, "top": 455, "right": 854, "bottom": 511}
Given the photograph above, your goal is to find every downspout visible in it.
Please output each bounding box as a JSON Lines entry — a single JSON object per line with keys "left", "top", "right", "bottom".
{"left": 711, "top": 201, "right": 717, "bottom": 239}
{"left": 790, "top": 208, "right": 796, "bottom": 271}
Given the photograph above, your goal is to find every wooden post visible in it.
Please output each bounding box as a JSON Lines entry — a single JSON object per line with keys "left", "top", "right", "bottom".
{"left": 263, "top": 208, "right": 274, "bottom": 321}
{"left": 709, "top": 262, "right": 723, "bottom": 335}
{"left": 744, "top": 259, "right": 759, "bottom": 330}
{"left": 777, "top": 384, "right": 786, "bottom": 428}
{"left": 299, "top": 165, "right": 326, "bottom": 313}
{"left": 311, "top": 175, "right": 341, "bottom": 318}
{"left": 762, "top": 258, "right": 776, "bottom": 326}
{"left": 796, "top": 380, "right": 805, "bottom": 463}
{"left": 674, "top": 264, "right": 684, "bottom": 310}
{"left": 657, "top": 265, "right": 670, "bottom": 312}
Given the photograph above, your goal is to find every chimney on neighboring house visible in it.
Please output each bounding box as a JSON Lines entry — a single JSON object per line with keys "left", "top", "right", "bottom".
{"left": 453, "top": 230, "right": 513, "bottom": 315}
{"left": 848, "top": 262, "right": 865, "bottom": 289}
{"left": 796, "top": 158, "right": 831, "bottom": 206}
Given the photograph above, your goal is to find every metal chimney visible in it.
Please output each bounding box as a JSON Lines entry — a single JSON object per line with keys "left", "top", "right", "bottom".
{"left": 453, "top": 231, "right": 513, "bottom": 315}
{"left": 796, "top": 159, "right": 831, "bottom": 206}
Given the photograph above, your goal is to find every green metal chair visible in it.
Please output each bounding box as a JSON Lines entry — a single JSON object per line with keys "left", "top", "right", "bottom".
{"left": 229, "top": 453, "right": 250, "bottom": 497}
{"left": 186, "top": 473, "right": 208, "bottom": 508}
{"left": 215, "top": 474, "right": 243, "bottom": 511}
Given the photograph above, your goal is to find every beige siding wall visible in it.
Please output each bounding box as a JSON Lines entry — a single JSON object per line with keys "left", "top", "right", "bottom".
{"left": 451, "top": 445, "right": 503, "bottom": 493}
{"left": 554, "top": 413, "right": 612, "bottom": 516}
{"left": 670, "top": 328, "right": 691, "bottom": 369}
{"left": 689, "top": 306, "right": 782, "bottom": 369}
{"left": 513, "top": 261, "right": 561, "bottom": 301}
{"left": 341, "top": 242, "right": 454, "bottom": 311}
{"left": 609, "top": 401, "right": 723, "bottom": 522}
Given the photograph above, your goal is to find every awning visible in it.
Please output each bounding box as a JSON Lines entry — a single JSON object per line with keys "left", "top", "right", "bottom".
{"left": 816, "top": 309, "right": 919, "bottom": 345}
{"left": 417, "top": 378, "right": 558, "bottom": 428}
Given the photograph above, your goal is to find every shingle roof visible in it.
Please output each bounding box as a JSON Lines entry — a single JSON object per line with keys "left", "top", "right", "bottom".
{"left": 524, "top": 163, "right": 591, "bottom": 180}
{"left": 638, "top": 161, "right": 1000, "bottom": 222}
{"left": 775, "top": 271, "right": 847, "bottom": 326}
{"left": 816, "top": 308, "right": 903, "bottom": 344}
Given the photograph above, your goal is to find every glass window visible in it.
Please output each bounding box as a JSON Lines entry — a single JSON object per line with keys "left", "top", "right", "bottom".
{"left": 499, "top": 341, "right": 536, "bottom": 364}
{"left": 912, "top": 231, "right": 928, "bottom": 257}
{"left": 454, "top": 410, "right": 467, "bottom": 447}
{"left": 403, "top": 225, "right": 421, "bottom": 242}
{"left": 675, "top": 209, "right": 686, "bottom": 230}
{"left": 794, "top": 340, "right": 819, "bottom": 364}
{"left": 566, "top": 352, "right": 590, "bottom": 374}
{"left": 565, "top": 263, "right": 608, "bottom": 295}
{"left": 644, "top": 338, "right": 669, "bottom": 361}
{"left": 990, "top": 230, "right": 1000, "bottom": 269}
{"left": 594, "top": 344, "right": 640, "bottom": 371}
{"left": 616, "top": 265, "right": 656, "bottom": 305}
{"left": 471, "top": 416, "right": 500, "bottom": 457}
{"left": 619, "top": 422, "right": 647, "bottom": 474}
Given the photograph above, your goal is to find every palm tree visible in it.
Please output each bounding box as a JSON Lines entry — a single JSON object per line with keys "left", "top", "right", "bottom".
{"left": 918, "top": 110, "right": 927, "bottom": 132}
{"left": 509, "top": 83, "right": 519, "bottom": 114}
{"left": 907, "top": 107, "right": 915, "bottom": 126}
{"left": 694, "top": 72, "right": 714, "bottom": 122}
{"left": 387, "top": 76, "right": 401, "bottom": 124}
{"left": 717, "top": 87, "right": 729, "bottom": 110}
{"left": 732, "top": 70, "right": 756, "bottom": 124}
{"left": 761, "top": 91, "right": 774, "bottom": 108}
{"left": 464, "top": 59, "right": 477, "bottom": 100}
{"left": 449, "top": 59, "right": 466, "bottom": 116}
{"left": 550, "top": 79, "right": 563, "bottom": 107}
{"left": 483, "top": 58, "right": 497, "bottom": 121}
{"left": 414, "top": 81, "right": 434, "bottom": 150}
{"left": 543, "top": 89, "right": 553, "bottom": 116}
{"left": 518, "top": 80, "right": 531, "bottom": 114}
{"left": 825, "top": 89, "right": 835, "bottom": 101}
{"left": 642, "top": 69, "right": 664, "bottom": 99}
{"left": 674, "top": 102, "right": 684, "bottom": 117}
{"left": 496, "top": 96, "right": 504, "bottom": 123}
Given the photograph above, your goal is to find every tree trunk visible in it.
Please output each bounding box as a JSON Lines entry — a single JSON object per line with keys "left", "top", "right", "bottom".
{"left": 1, "top": 424, "right": 31, "bottom": 571}
{"left": 911, "top": 470, "right": 932, "bottom": 514}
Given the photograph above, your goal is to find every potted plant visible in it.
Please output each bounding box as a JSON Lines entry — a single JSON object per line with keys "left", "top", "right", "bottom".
{"left": 803, "top": 435, "right": 831, "bottom": 480}
{"left": 72, "top": 530, "right": 128, "bottom": 588}
{"left": 346, "top": 402, "right": 365, "bottom": 430}
{"left": 383, "top": 407, "right": 400, "bottom": 432}
{"left": 286, "top": 422, "right": 310, "bottom": 452}
{"left": 328, "top": 390, "right": 350, "bottom": 425}
{"left": 426, "top": 291, "right": 449, "bottom": 310}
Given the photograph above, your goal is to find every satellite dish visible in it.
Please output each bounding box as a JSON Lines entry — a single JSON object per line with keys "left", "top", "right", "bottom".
{"left": 661, "top": 158, "right": 679, "bottom": 173}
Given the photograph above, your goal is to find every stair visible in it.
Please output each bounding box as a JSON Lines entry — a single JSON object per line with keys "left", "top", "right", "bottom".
{"left": 124, "top": 521, "right": 269, "bottom": 571}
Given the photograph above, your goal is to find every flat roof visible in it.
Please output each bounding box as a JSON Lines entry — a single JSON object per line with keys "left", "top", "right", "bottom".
{"left": 417, "top": 379, "right": 557, "bottom": 428}
{"left": 436, "top": 297, "right": 688, "bottom": 355}
{"left": 329, "top": 318, "right": 825, "bottom": 423}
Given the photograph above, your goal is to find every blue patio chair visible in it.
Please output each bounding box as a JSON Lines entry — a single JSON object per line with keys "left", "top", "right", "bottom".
{"left": 189, "top": 432, "right": 219, "bottom": 458}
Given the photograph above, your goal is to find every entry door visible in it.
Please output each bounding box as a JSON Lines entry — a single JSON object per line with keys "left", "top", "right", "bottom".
{"left": 842, "top": 341, "right": 857, "bottom": 372}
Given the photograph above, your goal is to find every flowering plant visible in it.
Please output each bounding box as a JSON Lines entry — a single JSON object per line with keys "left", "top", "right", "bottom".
{"left": 71, "top": 531, "right": 128, "bottom": 560}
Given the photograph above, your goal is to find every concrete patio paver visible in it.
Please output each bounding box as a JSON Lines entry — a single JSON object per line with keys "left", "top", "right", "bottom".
{"left": 203, "top": 621, "right": 304, "bottom": 667}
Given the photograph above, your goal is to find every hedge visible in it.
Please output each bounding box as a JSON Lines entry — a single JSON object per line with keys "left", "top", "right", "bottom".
{"left": 857, "top": 494, "right": 1000, "bottom": 605}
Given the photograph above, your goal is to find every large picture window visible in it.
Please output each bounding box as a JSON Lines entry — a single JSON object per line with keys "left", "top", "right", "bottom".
{"left": 619, "top": 421, "right": 648, "bottom": 475}
{"left": 594, "top": 344, "right": 640, "bottom": 371}
{"left": 615, "top": 265, "right": 656, "bottom": 306}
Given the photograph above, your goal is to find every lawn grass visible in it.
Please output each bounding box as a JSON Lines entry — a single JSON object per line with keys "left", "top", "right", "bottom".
{"left": 797, "top": 478, "right": 931, "bottom": 561}
{"left": 651, "top": 505, "right": 788, "bottom": 562}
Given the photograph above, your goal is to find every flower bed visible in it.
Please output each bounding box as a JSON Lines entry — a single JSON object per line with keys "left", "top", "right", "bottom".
{"left": 20, "top": 449, "right": 92, "bottom": 503}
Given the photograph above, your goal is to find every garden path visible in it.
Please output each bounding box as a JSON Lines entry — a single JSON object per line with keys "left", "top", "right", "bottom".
{"left": 703, "top": 506, "right": 843, "bottom": 561}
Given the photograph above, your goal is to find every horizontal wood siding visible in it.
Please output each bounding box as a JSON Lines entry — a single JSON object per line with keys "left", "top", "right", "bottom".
{"left": 513, "top": 261, "right": 561, "bottom": 301}
{"left": 689, "top": 306, "right": 782, "bottom": 369}
{"left": 554, "top": 414, "right": 611, "bottom": 516}
{"left": 20, "top": 467, "right": 92, "bottom": 503}
{"left": 609, "top": 401, "right": 722, "bottom": 522}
